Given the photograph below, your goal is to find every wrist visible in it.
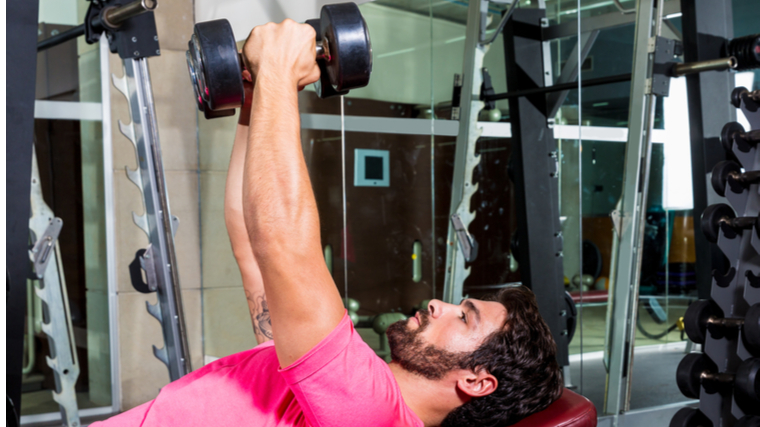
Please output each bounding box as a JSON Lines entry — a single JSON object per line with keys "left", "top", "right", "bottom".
{"left": 255, "top": 68, "right": 299, "bottom": 92}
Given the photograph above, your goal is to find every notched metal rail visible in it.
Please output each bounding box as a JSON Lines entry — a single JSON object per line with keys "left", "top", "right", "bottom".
{"left": 113, "top": 57, "right": 190, "bottom": 381}
{"left": 28, "top": 149, "right": 81, "bottom": 427}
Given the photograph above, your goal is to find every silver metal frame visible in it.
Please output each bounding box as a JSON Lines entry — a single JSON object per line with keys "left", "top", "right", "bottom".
{"left": 20, "top": 37, "right": 120, "bottom": 426}
{"left": 604, "top": 0, "right": 664, "bottom": 416}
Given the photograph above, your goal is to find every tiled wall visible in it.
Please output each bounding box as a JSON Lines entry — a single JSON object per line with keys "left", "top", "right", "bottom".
{"left": 107, "top": 0, "right": 203, "bottom": 410}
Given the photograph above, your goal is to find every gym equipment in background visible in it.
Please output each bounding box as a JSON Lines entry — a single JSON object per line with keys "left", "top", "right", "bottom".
{"left": 27, "top": 148, "right": 81, "bottom": 427}
{"left": 185, "top": 2, "right": 372, "bottom": 119}
{"left": 35, "top": 0, "right": 192, "bottom": 383}
{"left": 673, "top": 85, "right": 760, "bottom": 426}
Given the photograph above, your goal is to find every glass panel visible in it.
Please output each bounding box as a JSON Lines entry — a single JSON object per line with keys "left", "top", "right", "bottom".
{"left": 23, "top": 119, "right": 112, "bottom": 416}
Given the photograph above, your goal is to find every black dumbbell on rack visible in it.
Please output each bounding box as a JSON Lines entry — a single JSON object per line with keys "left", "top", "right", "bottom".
{"left": 676, "top": 353, "right": 760, "bottom": 413}
{"left": 701, "top": 203, "right": 760, "bottom": 243}
{"left": 732, "top": 87, "right": 760, "bottom": 109}
{"left": 186, "top": 2, "right": 372, "bottom": 119}
{"left": 711, "top": 160, "right": 760, "bottom": 197}
{"left": 722, "top": 122, "right": 760, "bottom": 154}
{"left": 684, "top": 299, "right": 760, "bottom": 353}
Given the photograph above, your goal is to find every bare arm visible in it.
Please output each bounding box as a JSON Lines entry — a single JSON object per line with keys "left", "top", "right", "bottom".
{"left": 241, "top": 20, "right": 344, "bottom": 367}
{"left": 224, "top": 73, "right": 272, "bottom": 344}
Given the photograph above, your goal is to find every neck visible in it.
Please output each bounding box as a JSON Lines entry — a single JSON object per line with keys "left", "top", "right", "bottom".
{"left": 388, "top": 362, "right": 465, "bottom": 427}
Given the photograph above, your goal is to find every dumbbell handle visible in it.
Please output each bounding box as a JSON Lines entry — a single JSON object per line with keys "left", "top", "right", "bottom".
{"left": 236, "top": 40, "right": 329, "bottom": 74}
{"left": 700, "top": 371, "right": 735, "bottom": 383}
{"left": 706, "top": 316, "right": 744, "bottom": 329}
{"left": 727, "top": 169, "right": 760, "bottom": 185}
{"left": 724, "top": 216, "right": 757, "bottom": 229}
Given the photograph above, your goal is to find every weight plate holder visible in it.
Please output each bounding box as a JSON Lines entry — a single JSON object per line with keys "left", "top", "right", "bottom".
{"left": 28, "top": 148, "right": 81, "bottom": 427}
{"left": 113, "top": 55, "right": 191, "bottom": 381}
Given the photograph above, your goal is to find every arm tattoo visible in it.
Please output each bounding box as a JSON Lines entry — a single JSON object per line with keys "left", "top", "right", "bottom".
{"left": 246, "top": 289, "right": 273, "bottom": 341}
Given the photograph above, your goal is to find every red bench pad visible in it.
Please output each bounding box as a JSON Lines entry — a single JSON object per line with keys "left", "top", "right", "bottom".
{"left": 511, "top": 388, "right": 597, "bottom": 427}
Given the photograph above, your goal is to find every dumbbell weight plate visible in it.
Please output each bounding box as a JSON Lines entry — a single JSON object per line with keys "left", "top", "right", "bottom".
{"left": 701, "top": 203, "right": 736, "bottom": 243}
{"left": 677, "top": 353, "right": 718, "bottom": 399}
{"left": 670, "top": 407, "right": 713, "bottom": 427}
{"left": 733, "top": 87, "right": 749, "bottom": 109}
{"left": 711, "top": 161, "right": 742, "bottom": 197}
{"left": 320, "top": 2, "right": 372, "bottom": 92}
{"left": 723, "top": 122, "right": 748, "bottom": 153}
{"left": 306, "top": 18, "right": 349, "bottom": 99}
{"left": 193, "top": 19, "right": 244, "bottom": 112}
{"left": 734, "top": 358, "right": 760, "bottom": 415}
{"left": 745, "top": 304, "right": 760, "bottom": 355}
{"left": 684, "top": 300, "right": 724, "bottom": 344}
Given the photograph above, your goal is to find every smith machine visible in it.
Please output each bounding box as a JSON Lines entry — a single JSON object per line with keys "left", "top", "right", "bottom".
{"left": 8, "top": 1, "right": 191, "bottom": 425}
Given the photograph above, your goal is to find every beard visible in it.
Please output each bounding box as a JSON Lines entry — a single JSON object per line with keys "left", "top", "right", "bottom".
{"left": 386, "top": 310, "right": 467, "bottom": 380}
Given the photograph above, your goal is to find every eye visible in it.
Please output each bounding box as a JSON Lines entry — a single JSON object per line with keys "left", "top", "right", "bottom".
{"left": 460, "top": 312, "right": 467, "bottom": 324}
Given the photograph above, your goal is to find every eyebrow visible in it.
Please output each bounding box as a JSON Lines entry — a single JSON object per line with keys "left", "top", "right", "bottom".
{"left": 462, "top": 299, "right": 481, "bottom": 325}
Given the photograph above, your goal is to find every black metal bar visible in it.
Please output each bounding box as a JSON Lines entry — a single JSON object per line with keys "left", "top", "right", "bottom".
{"left": 7, "top": 0, "right": 40, "bottom": 419}
{"left": 485, "top": 73, "right": 632, "bottom": 101}
{"left": 37, "top": 24, "right": 85, "bottom": 52}
{"left": 681, "top": 0, "right": 734, "bottom": 301}
{"left": 503, "top": 8, "right": 569, "bottom": 367}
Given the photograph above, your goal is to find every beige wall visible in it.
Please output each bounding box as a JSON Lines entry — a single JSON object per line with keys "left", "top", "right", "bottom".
{"left": 107, "top": 0, "right": 203, "bottom": 411}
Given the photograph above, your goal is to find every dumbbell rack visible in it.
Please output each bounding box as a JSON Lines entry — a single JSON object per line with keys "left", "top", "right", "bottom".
{"left": 677, "top": 89, "right": 760, "bottom": 426}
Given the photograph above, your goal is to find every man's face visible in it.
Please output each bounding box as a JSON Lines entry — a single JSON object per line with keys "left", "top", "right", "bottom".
{"left": 386, "top": 299, "right": 507, "bottom": 380}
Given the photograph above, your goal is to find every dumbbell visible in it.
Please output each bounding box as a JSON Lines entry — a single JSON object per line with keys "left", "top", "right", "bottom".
{"left": 701, "top": 203, "right": 760, "bottom": 243}
{"left": 683, "top": 299, "right": 760, "bottom": 353}
{"left": 721, "top": 122, "right": 760, "bottom": 153}
{"left": 186, "top": 2, "right": 372, "bottom": 119}
{"left": 669, "top": 407, "right": 712, "bottom": 427}
{"left": 676, "top": 353, "right": 760, "bottom": 411}
{"left": 732, "top": 87, "right": 760, "bottom": 109}
{"left": 711, "top": 161, "right": 760, "bottom": 197}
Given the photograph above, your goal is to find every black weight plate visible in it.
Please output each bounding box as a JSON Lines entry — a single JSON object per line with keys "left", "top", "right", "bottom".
{"left": 677, "top": 353, "right": 716, "bottom": 399}
{"left": 670, "top": 407, "right": 713, "bottom": 427}
{"left": 701, "top": 203, "right": 736, "bottom": 243}
{"left": 745, "top": 304, "right": 760, "bottom": 355}
{"left": 737, "top": 415, "right": 760, "bottom": 427}
{"left": 320, "top": 2, "right": 372, "bottom": 92}
{"left": 723, "top": 122, "right": 748, "bottom": 153}
{"left": 735, "top": 358, "right": 760, "bottom": 415}
{"left": 684, "top": 300, "right": 723, "bottom": 344}
{"left": 733, "top": 87, "right": 749, "bottom": 109}
{"left": 711, "top": 161, "right": 742, "bottom": 197}
{"left": 194, "top": 19, "right": 244, "bottom": 112}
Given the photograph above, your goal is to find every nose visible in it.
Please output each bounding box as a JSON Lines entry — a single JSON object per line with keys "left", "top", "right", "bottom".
{"left": 427, "top": 299, "right": 454, "bottom": 319}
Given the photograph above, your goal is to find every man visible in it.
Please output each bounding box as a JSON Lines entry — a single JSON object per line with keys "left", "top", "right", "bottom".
{"left": 94, "top": 19, "right": 562, "bottom": 427}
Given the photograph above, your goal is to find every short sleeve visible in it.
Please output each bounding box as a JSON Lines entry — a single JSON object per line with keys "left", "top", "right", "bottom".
{"left": 279, "top": 313, "right": 421, "bottom": 427}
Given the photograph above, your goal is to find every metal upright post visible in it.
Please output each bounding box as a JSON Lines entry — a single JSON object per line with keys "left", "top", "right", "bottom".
{"left": 502, "top": 8, "right": 568, "bottom": 368}
{"left": 604, "top": 0, "right": 662, "bottom": 416}
{"left": 442, "top": 0, "right": 489, "bottom": 305}
{"left": 113, "top": 57, "right": 191, "bottom": 380}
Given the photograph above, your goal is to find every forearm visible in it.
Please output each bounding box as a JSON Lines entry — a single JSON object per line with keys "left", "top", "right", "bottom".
{"left": 225, "top": 94, "right": 272, "bottom": 344}
{"left": 243, "top": 73, "right": 343, "bottom": 366}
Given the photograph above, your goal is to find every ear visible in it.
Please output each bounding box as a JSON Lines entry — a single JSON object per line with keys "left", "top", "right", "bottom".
{"left": 457, "top": 370, "right": 498, "bottom": 398}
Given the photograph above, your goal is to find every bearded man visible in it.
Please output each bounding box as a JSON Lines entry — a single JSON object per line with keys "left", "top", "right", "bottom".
{"left": 92, "top": 19, "right": 562, "bottom": 427}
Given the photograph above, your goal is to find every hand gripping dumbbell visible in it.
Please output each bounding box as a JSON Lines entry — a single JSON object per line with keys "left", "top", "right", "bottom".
{"left": 711, "top": 160, "right": 760, "bottom": 197}
{"left": 676, "top": 353, "right": 760, "bottom": 414}
{"left": 683, "top": 299, "right": 760, "bottom": 354}
{"left": 185, "top": 2, "right": 372, "bottom": 119}
{"left": 700, "top": 203, "right": 760, "bottom": 243}
{"left": 721, "top": 122, "right": 760, "bottom": 153}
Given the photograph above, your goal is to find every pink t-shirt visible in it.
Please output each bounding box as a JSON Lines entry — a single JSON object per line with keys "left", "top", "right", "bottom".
{"left": 92, "top": 313, "right": 423, "bottom": 427}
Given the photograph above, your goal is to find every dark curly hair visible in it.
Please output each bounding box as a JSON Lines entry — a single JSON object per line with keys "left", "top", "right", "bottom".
{"left": 441, "top": 285, "right": 563, "bottom": 427}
